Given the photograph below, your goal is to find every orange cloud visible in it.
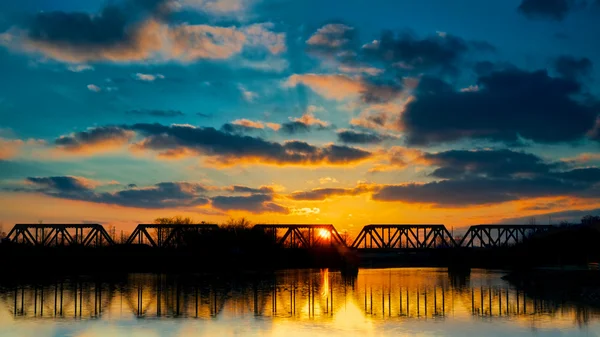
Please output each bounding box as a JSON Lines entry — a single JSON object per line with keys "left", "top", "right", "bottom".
{"left": 1, "top": 19, "right": 284, "bottom": 64}
{"left": 285, "top": 74, "right": 365, "bottom": 100}
{"left": 0, "top": 137, "right": 45, "bottom": 160}
{"left": 289, "top": 112, "right": 330, "bottom": 127}
{"left": 231, "top": 119, "right": 281, "bottom": 131}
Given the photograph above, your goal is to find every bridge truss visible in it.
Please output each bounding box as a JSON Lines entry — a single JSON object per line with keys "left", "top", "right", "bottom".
{"left": 253, "top": 225, "right": 347, "bottom": 248}
{"left": 351, "top": 225, "right": 456, "bottom": 249}
{"left": 5, "top": 224, "right": 114, "bottom": 247}
{"left": 459, "top": 225, "right": 556, "bottom": 248}
{"left": 125, "top": 224, "right": 219, "bottom": 248}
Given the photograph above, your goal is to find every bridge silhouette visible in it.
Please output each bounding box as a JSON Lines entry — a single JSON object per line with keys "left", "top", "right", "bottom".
{"left": 4, "top": 223, "right": 557, "bottom": 249}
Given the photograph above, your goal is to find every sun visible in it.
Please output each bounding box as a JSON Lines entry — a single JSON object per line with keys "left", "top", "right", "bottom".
{"left": 318, "top": 229, "right": 331, "bottom": 240}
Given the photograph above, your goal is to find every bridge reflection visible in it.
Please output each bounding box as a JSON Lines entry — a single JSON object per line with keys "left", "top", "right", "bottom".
{"left": 1, "top": 269, "right": 597, "bottom": 326}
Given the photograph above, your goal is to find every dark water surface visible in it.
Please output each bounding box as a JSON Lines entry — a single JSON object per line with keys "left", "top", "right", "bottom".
{"left": 1, "top": 268, "right": 599, "bottom": 336}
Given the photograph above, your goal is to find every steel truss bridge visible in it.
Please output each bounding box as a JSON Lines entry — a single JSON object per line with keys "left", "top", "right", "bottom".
{"left": 125, "top": 224, "right": 219, "bottom": 248}
{"left": 352, "top": 225, "right": 456, "bottom": 249}
{"left": 5, "top": 224, "right": 115, "bottom": 247}
{"left": 253, "top": 224, "right": 347, "bottom": 249}
{"left": 3, "top": 223, "right": 559, "bottom": 249}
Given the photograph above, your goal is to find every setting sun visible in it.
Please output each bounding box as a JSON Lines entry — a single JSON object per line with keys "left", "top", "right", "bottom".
{"left": 318, "top": 229, "right": 331, "bottom": 240}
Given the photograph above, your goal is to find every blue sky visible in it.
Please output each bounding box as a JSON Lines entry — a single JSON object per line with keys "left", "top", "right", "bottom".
{"left": 0, "top": 0, "right": 599, "bottom": 233}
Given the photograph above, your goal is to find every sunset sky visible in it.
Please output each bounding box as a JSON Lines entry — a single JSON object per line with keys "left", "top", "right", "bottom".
{"left": 1, "top": 0, "right": 600, "bottom": 235}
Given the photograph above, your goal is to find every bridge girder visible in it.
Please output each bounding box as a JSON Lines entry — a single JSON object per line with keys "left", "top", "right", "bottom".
{"left": 125, "top": 224, "right": 219, "bottom": 248}
{"left": 459, "top": 225, "right": 555, "bottom": 248}
{"left": 351, "top": 225, "right": 456, "bottom": 249}
{"left": 253, "top": 224, "right": 347, "bottom": 249}
{"left": 5, "top": 224, "right": 114, "bottom": 247}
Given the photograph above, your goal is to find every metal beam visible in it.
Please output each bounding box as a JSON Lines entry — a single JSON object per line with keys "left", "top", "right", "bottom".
{"left": 351, "top": 225, "right": 456, "bottom": 249}
{"left": 253, "top": 224, "right": 347, "bottom": 248}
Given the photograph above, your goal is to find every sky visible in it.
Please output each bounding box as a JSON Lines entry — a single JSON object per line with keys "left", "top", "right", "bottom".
{"left": 1, "top": 0, "right": 600, "bottom": 235}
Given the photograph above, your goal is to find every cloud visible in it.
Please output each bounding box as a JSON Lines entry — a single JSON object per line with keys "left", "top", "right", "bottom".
{"left": 280, "top": 112, "right": 331, "bottom": 134}
{"left": 134, "top": 73, "right": 165, "bottom": 81}
{"left": 501, "top": 208, "right": 600, "bottom": 224}
{"left": 87, "top": 84, "right": 102, "bottom": 92}
{"left": 25, "top": 176, "right": 211, "bottom": 209}
{"left": 126, "top": 109, "right": 185, "bottom": 117}
{"left": 422, "top": 149, "right": 560, "bottom": 179}
{"left": 372, "top": 177, "right": 584, "bottom": 206}
{"left": 337, "top": 129, "right": 391, "bottom": 144}
{"left": 211, "top": 194, "right": 288, "bottom": 213}
{"left": 98, "top": 123, "right": 374, "bottom": 166}
{"left": 238, "top": 84, "right": 258, "bottom": 102}
{"left": 553, "top": 55, "right": 593, "bottom": 80}
{"left": 0, "top": 1, "right": 284, "bottom": 64}
{"left": 318, "top": 177, "right": 338, "bottom": 184}
{"left": 363, "top": 31, "right": 471, "bottom": 75}
{"left": 371, "top": 149, "right": 600, "bottom": 206}
{"left": 307, "top": 23, "right": 354, "bottom": 49}
{"left": 225, "top": 185, "right": 275, "bottom": 194}
{"left": 289, "top": 183, "right": 376, "bottom": 201}
{"left": 68, "top": 64, "right": 94, "bottom": 72}
{"left": 291, "top": 207, "right": 321, "bottom": 216}
{"left": 222, "top": 119, "right": 280, "bottom": 133}
{"left": 517, "top": 0, "right": 574, "bottom": 21}
{"left": 285, "top": 74, "right": 365, "bottom": 100}
{"left": 177, "top": 0, "right": 256, "bottom": 17}
{"left": 0, "top": 138, "right": 44, "bottom": 160}
{"left": 401, "top": 68, "right": 599, "bottom": 145}
{"left": 54, "top": 126, "right": 135, "bottom": 153}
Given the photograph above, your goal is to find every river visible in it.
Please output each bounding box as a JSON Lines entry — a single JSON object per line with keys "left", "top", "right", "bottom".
{"left": 0, "top": 268, "right": 598, "bottom": 336}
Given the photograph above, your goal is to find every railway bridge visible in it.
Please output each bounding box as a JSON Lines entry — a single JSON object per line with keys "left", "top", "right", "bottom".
{"left": 3, "top": 223, "right": 559, "bottom": 249}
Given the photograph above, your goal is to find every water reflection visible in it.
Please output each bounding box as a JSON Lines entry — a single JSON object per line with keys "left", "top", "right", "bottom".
{"left": 1, "top": 269, "right": 599, "bottom": 336}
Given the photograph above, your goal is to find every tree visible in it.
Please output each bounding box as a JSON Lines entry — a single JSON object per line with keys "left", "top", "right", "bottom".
{"left": 581, "top": 215, "right": 600, "bottom": 226}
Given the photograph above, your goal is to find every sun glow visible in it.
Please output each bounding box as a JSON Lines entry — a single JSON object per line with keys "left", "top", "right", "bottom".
{"left": 318, "top": 229, "right": 331, "bottom": 240}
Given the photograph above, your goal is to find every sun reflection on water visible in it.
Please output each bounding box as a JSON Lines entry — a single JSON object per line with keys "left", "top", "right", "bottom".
{"left": 0, "top": 269, "right": 599, "bottom": 336}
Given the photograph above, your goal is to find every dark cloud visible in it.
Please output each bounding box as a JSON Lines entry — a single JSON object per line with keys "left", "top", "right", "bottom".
{"left": 220, "top": 123, "right": 262, "bottom": 134}
{"left": 517, "top": 0, "right": 574, "bottom": 21}
{"left": 279, "top": 121, "right": 311, "bottom": 134}
{"left": 21, "top": 0, "right": 170, "bottom": 55}
{"left": 196, "top": 113, "right": 213, "bottom": 118}
{"left": 289, "top": 184, "right": 374, "bottom": 201}
{"left": 501, "top": 208, "right": 600, "bottom": 224}
{"left": 126, "top": 109, "right": 185, "bottom": 117}
{"left": 127, "top": 123, "right": 371, "bottom": 165}
{"left": 401, "top": 68, "right": 599, "bottom": 145}
{"left": 364, "top": 31, "right": 469, "bottom": 75}
{"left": 226, "top": 185, "right": 275, "bottom": 194}
{"left": 26, "top": 176, "right": 210, "bottom": 209}
{"left": 554, "top": 55, "right": 593, "bottom": 80}
{"left": 423, "top": 149, "right": 560, "bottom": 179}
{"left": 372, "top": 177, "right": 585, "bottom": 206}
{"left": 54, "top": 126, "right": 133, "bottom": 151}
{"left": 27, "top": 176, "right": 90, "bottom": 192}
{"left": 337, "top": 130, "right": 386, "bottom": 144}
{"left": 552, "top": 167, "right": 600, "bottom": 182}
{"left": 372, "top": 149, "right": 600, "bottom": 206}
{"left": 211, "top": 194, "right": 288, "bottom": 213}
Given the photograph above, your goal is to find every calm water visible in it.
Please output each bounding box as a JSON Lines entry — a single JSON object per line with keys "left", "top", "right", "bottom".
{"left": 1, "top": 268, "right": 599, "bottom": 337}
